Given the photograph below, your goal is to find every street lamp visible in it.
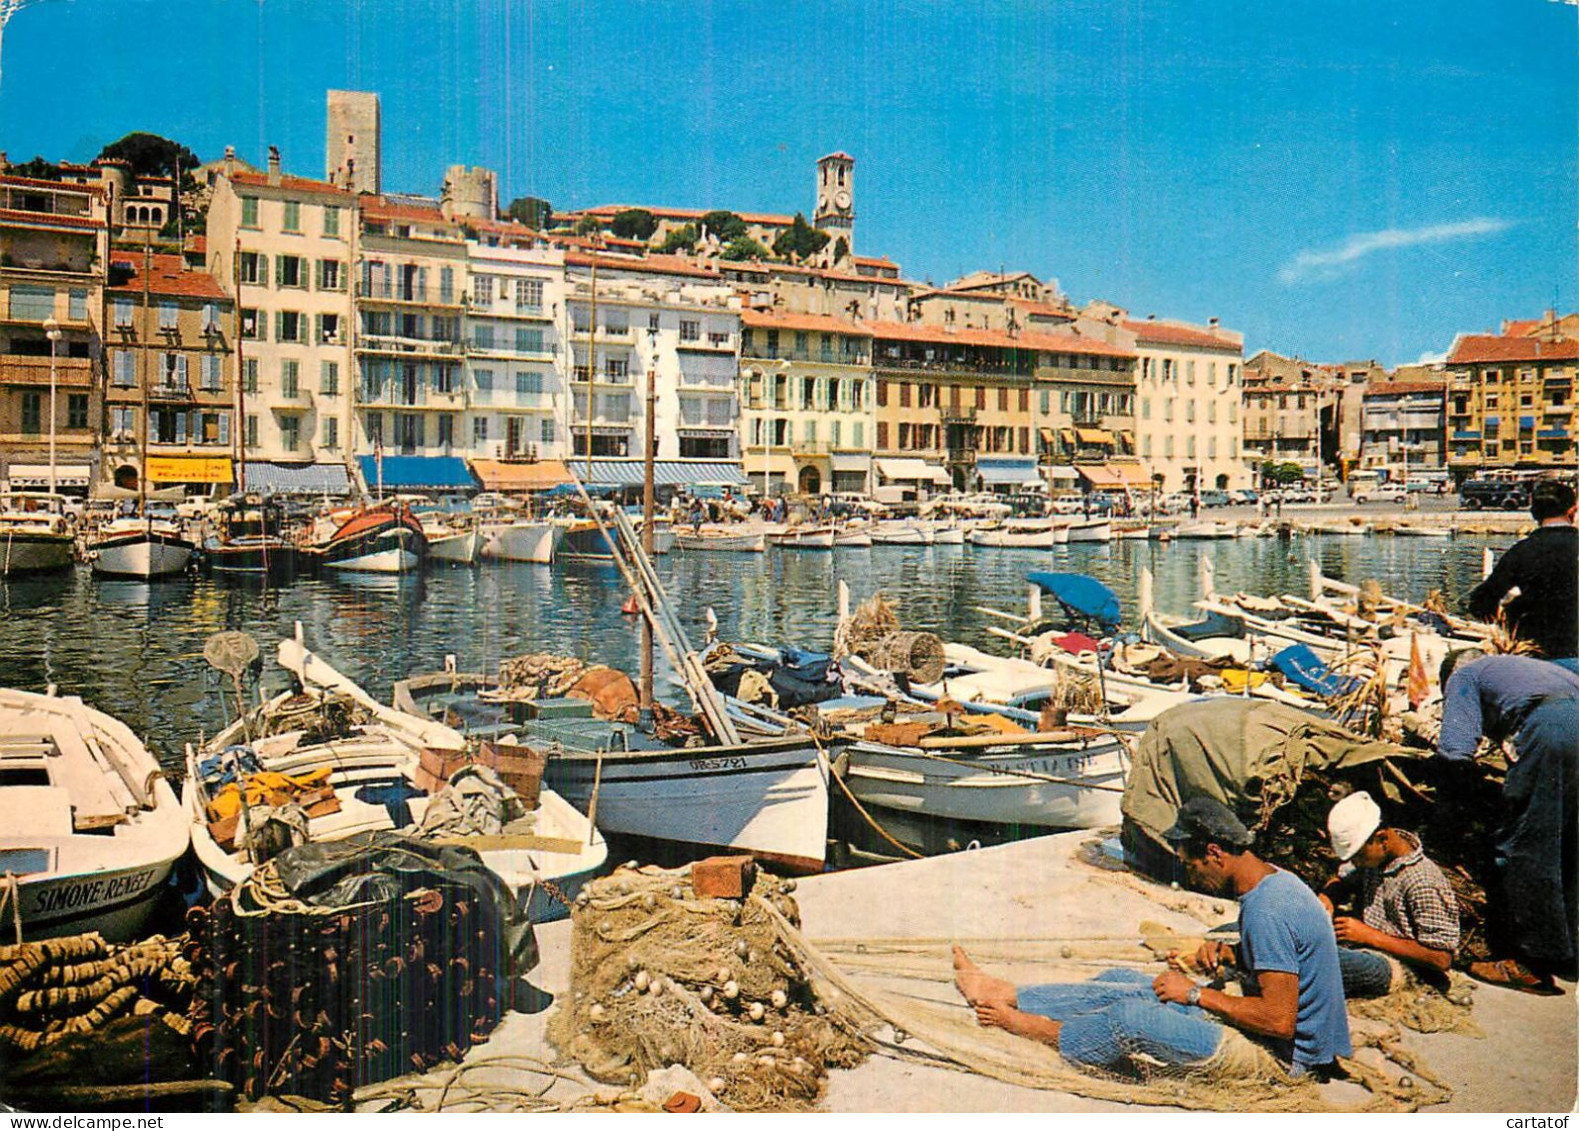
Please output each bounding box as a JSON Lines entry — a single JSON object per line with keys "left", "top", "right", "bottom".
{"left": 43, "top": 316, "right": 61, "bottom": 498}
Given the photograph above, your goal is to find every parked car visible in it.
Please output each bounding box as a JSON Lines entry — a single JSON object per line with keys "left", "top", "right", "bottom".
{"left": 1277, "top": 486, "right": 1316, "bottom": 504}
{"left": 1460, "top": 477, "right": 1532, "bottom": 511}
{"left": 1230, "top": 489, "right": 1259, "bottom": 506}
{"left": 1353, "top": 485, "right": 1407, "bottom": 504}
{"left": 1198, "top": 489, "right": 1232, "bottom": 508}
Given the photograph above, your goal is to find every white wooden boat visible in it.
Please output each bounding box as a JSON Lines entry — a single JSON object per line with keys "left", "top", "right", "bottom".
{"left": 424, "top": 524, "right": 482, "bottom": 565}
{"left": 1391, "top": 524, "right": 1453, "bottom": 539}
{"left": 834, "top": 528, "right": 874, "bottom": 548}
{"left": 183, "top": 635, "right": 606, "bottom": 922}
{"left": 1065, "top": 518, "right": 1112, "bottom": 543}
{"left": 393, "top": 671, "right": 829, "bottom": 873}
{"left": 0, "top": 687, "right": 187, "bottom": 941}
{"left": 0, "top": 493, "right": 74, "bottom": 576}
{"left": 1114, "top": 523, "right": 1153, "bottom": 541}
{"left": 675, "top": 526, "right": 767, "bottom": 553}
{"left": 1171, "top": 521, "right": 1237, "bottom": 540}
{"left": 969, "top": 522, "right": 1060, "bottom": 549}
{"left": 89, "top": 516, "right": 195, "bottom": 579}
{"left": 929, "top": 522, "right": 966, "bottom": 545}
{"left": 481, "top": 519, "right": 562, "bottom": 563}
{"left": 776, "top": 526, "right": 836, "bottom": 550}
{"left": 1306, "top": 522, "right": 1372, "bottom": 536}
{"left": 869, "top": 521, "right": 932, "bottom": 545}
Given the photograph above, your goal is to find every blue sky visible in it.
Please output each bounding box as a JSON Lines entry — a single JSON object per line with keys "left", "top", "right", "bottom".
{"left": 2, "top": 0, "right": 1574, "bottom": 365}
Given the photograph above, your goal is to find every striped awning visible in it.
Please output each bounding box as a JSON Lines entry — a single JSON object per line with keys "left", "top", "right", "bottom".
{"left": 977, "top": 459, "right": 1037, "bottom": 486}
{"left": 242, "top": 461, "right": 352, "bottom": 495}
{"left": 581, "top": 460, "right": 748, "bottom": 487}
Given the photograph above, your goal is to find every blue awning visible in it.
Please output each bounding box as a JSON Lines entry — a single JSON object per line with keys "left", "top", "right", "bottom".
{"left": 1485, "top": 416, "right": 1500, "bottom": 426}
{"left": 580, "top": 460, "right": 748, "bottom": 487}
{"left": 1520, "top": 415, "right": 1537, "bottom": 429}
{"left": 976, "top": 459, "right": 1038, "bottom": 486}
{"left": 1451, "top": 430, "right": 1481, "bottom": 440}
{"left": 242, "top": 461, "right": 352, "bottom": 495}
{"left": 1539, "top": 428, "right": 1569, "bottom": 438}
{"left": 357, "top": 455, "right": 475, "bottom": 491}
{"left": 1027, "top": 572, "right": 1123, "bottom": 629}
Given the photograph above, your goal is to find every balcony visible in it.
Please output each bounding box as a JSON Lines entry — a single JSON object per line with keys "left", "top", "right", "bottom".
{"left": 149, "top": 380, "right": 194, "bottom": 402}
{"left": 355, "top": 334, "right": 466, "bottom": 358}
{"left": 940, "top": 405, "right": 978, "bottom": 424}
{"left": 677, "top": 335, "right": 734, "bottom": 354}
{"left": 356, "top": 282, "right": 464, "bottom": 309}
{"left": 569, "top": 324, "right": 634, "bottom": 343}
{"left": 0, "top": 356, "right": 94, "bottom": 388}
{"left": 359, "top": 384, "right": 467, "bottom": 411}
{"left": 746, "top": 346, "right": 872, "bottom": 367}
{"left": 875, "top": 356, "right": 1034, "bottom": 381}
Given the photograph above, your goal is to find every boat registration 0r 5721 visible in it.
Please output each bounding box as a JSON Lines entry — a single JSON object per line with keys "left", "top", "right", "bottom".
{"left": 688, "top": 755, "right": 749, "bottom": 773}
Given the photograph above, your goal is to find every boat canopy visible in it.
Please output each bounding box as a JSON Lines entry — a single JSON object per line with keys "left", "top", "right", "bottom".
{"left": 243, "top": 461, "right": 352, "bottom": 496}
{"left": 581, "top": 459, "right": 748, "bottom": 487}
{"left": 976, "top": 458, "right": 1038, "bottom": 487}
{"left": 469, "top": 459, "right": 573, "bottom": 492}
{"left": 357, "top": 455, "right": 475, "bottom": 491}
{"left": 1027, "top": 571, "right": 1123, "bottom": 628}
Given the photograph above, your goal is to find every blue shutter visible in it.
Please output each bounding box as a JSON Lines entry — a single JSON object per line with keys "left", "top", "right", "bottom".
{"left": 175, "top": 410, "right": 188, "bottom": 443}
{"left": 218, "top": 413, "right": 230, "bottom": 446}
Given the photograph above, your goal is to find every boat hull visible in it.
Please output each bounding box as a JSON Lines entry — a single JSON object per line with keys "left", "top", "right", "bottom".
{"left": 91, "top": 530, "right": 195, "bottom": 579}
{"left": 12, "top": 844, "right": 179, "bottom": 941}
{"left": 542, "top": 739, "right": 827, "bottom": 873}
{"left": 675, "top": 531, "right": 766, "bottom": 553}
{"left": 206, "top": 537, "right": 297, "bottom": 579}
{"left": 320, "top": 512, "right": 427, "bottom": 573}
{"left": 777, "top": 529, "right": 835, "bottom": 550}
{"left": 426, "top": 528, "right": 481, "bottom": 565}
{"left": 559, "top": 522, "right": 613, "bottom": 560}
{"left": 0, "top": 531, "right": 73, "bottom": 576}
{"left": 969, "top": 528, "right": 1058, "bottom": 548}
{"left": 482, "top": 521, "right": 562, "bottom": 563}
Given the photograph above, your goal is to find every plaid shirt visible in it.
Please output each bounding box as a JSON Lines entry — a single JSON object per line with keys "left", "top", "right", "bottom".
{"left": 1354, "top": 831, "right": 1461, "bottom": 953}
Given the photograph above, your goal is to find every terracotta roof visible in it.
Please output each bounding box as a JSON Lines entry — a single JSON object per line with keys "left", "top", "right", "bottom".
{"left": 1013, "top": 300, "right": 1074, "bottom": 319}
{"left": 108, "top": 251, "right": 228, "bottom": 300}
{"left": 852, "top": 255, "right": 898, "bottom": 269}
{"left": 1502, "top": 319, "right": 1543, "bottom": 337}
{"left": 741, "top": 310, "right": 871, "bottom": 336}
{"left": 361, "top": 197, "right": 452, "bottom": 225}
{"left": 578, "top": 204, "right": 796, "bottom": 227}
{"left": 863, "top": 320, "right": 1134, "bottom": 358}
{"left": 1363, "top": 381, "right": 1445, "bottom": 396}
{"left": 0, "top": 174, "right": 105, "bottom": 198}
{"left": 756, "top": 260, "right": 914, "bottom": 288}
{"left": 563, "top": 250, "right": 722, "bottom": 280}
{"left": 1122, "top": 320, "right": 1241, "bottom": 351}
{"left": 1447, "top": 334, "right": 1579, "bottom": 365}
{"left": 228, "top": 170, "right": 351, "bottom": 197}
{"left": 0, "top": 208, "right": 103, "bottom": 230}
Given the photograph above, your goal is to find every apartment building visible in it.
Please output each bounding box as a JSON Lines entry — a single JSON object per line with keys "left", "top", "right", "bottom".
{"left": 353, "top": 196, "right": 468, "bottom": 459}
{"left": 1123, "top": 315, "right": 1246, "bottom": 492}
{"left": 463, "top": 223, "right": 565, "bottom": 461}
{"left": 205, "top": 150, "right": 356, "bottom": 480}
{"left": 0, "top": 175, "right": 108, "bottom": 494}
{"left": 102, "top": 251, "right": 234, "bottom": 492}
{"left": 739, "top": 310, "right": 873, "bottom": 496}
{"left": 1241, "top": 351, "right": 1344, "bottom": 482}
{"left": 1444, "top": 323, "right": 1578, "bottom": 479}
{"left": 1359, "top": 368, "right": 1446, "bottom": 475}
{"left": 562, "top": 252, "right": 744, "bottom": 487}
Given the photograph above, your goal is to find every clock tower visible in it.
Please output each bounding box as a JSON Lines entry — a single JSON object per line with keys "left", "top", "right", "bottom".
{"left": 813, "top": 152, "right": 855, "bottom": 257}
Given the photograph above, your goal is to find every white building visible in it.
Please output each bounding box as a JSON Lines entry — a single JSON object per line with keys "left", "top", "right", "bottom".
{"left": 1124, "top": 316, "right": 1247, "bottom": 493}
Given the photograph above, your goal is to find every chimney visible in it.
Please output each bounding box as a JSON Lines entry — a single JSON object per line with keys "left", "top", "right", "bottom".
{"left": 267, "top": 146, "right": 281, "bottom": 185}
{"left": 223, "top": 145, "right": 236, "bottom": 179}
{"left": 1208, "top": 316, "right": 1220, "bottom": 329}
{"left": 1147, "top": 313, "right": 1156, "bottom": 321}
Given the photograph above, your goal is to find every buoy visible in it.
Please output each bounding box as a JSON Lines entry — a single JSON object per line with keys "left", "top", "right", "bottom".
{"left": 708, "top": 1077, "right": 727, "bottom": 1095}
{"left": 589, "top": 1004, "right": 606, "bottom": 1023}
{"left": 622, "top": 593, "right": 641, "bottom": 615}
{"left": 699, "top": 986, "right": 714, "bottom": 1004}
{"left": 771, "top": 1030, "right": 785, "bottom": 1047}
{"left": 734, "top": 939, "right": 750, "bottom": 959}
{"left": 757, "top": 1055, "right": 776, "bottom": 1068}
{"left": 731, "top": 1052, "right": 749, "bottom": 1065}
{"left": 723, "top": 980, "right": 740, "bottom": 1000}
{"left": 717, "top": 967, "right": 733, "bottom": 985}
{"left": 770, "top": 989, "right": 788, "bottom": 1010}
{"left": 748, "top": 1001, "right": 765, "bottom": 1022}
{"left": 634, "top": 971, "right": 651, "bottom": 993}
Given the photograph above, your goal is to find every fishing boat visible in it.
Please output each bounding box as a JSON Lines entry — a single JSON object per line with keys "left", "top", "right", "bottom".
{"left": 393, "top": 671, "right": 829, "bottom": 873}
{"left": 1113, "top": 523, "right": 1153, "bottom": 541}
{"left": 315, "top": 501, "right": 427, "bottom": 573}
{"left": 1305, "top": 521, "right": 1372, "bottom": 537}
{"left": 969, "top": 521, "right": 1061, "bottom": 549}
{"left": 420, "top": 515, "right": 482, "bottom": 565}
{"left": 1171, "top": 520, "right": 1237, "bottom": 540}
{"left": 868, "top": 521, "right": 932, "bottom": 545}
{"left": 834, "top": 527, "right": 874, "bottom": 548}
{"left": 775, "top": 525, "right": 836, "bottom": 550}
{"left": 930, "top": 522, "right": 967, "bottom": 545}
{"left": 183, "top": 634, "right": 606, "bottom": 922}
{"left": 1391, "top": 524, "right": 1453, "bottom": 539}
{"left": 675, "top": 525, "right": 767, "bottom": 553}
{"left": 0, "top": 686, "right": 187, "bottom": 940}
{"left": 481, "top": 518, "right": 563, "bottom": 563}
{"left": 0, "top": 493, "right": 75, "bottom": 577}
{"left": 1064, "top": 518, "right": 1112, "bottom": 543}
{"left": 558, "top": 518, "right": 614, "bottom": 561}
{"left": 88, "top": 514, "right": 196, "bottom": 579}
{"left": 204, "top": 494, "right": 297, "bottom": 579}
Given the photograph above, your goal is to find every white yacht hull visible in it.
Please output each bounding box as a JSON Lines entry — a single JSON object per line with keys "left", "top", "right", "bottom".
{"left": 1065, "top": 519, "right": 1112, "bottom": 543}
{"left": 426, "top": 528, "right": 482, "bottom": 564}
{"left": 90, "top": 532, "right": 195, "bottom": 579}
{"left": 482, "top": 521, "right": 562, "bottom": 564}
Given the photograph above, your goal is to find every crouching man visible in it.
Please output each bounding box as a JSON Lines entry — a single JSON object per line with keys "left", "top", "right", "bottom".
{"left": 1319, "top": 791, "right": 1459, "bottom": 996}
{"left": 954, "top": 797, "right": 1351, "bottom": 1078}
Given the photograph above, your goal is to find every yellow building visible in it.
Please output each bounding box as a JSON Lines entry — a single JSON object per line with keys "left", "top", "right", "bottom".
{"left": 1445, "top": 326, "right": 1577, "bottom": 477}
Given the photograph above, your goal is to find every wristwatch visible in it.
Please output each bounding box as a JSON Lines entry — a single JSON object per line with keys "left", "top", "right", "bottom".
{"left": 1186, "top": 985, "right": 1203, "bottom": 1007}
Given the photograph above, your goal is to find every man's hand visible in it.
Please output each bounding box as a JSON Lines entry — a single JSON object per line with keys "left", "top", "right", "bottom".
{"left": 1194, "top": 940, "right": 1233, "bottom": 975}
{"left": 1152, "top": 969, "right": 1198, "bottom": 1005}
{"left": 1332, "top": 916, "right": 1377, "bottom": 946}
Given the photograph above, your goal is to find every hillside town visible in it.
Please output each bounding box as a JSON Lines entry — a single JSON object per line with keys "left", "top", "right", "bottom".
{"left": 2, "top": 89, "right": 1572, "bottom": 506}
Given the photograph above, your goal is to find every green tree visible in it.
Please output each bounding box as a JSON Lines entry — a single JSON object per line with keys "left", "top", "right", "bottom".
{"left": 720, "top": 235, "right": 770, "bottom": 262}
{"left": 505, "top": 196, "right": 553, "bottom": 229}
{"left": 96, "top": 132, "right": 200, "bottom": 187}
{"left": 7, "top": 155, "right": 60, "bottom": 180}
{"left": 772, "top": 212, "right": 830, "bottom": 262}
{"left": 832, "top": 236, "right": 850, "bottom": 263}
{"left": 699, "top": 210, "right": 748, "bottom": 243}
{"left": 574, "top": 214, "right": 604, "bottom": 236}
{"left": 658, "top": 223, "right": 698, "bottom": 254}
{"left": 610, "top": 208, "right": 658, "bottom": 241}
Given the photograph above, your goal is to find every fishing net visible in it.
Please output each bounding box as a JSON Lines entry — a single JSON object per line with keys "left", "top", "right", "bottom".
{"left": 252, "top": 691, "right": 373, "bottom": 746}
{"left": 833, "top": 592, "right": 900, "bottom": 659}
{"left": 863, "top": 631, "right": 946, "bottom": 685}
{"left": 495, "top": 654, "right": 639, "bottom": 720}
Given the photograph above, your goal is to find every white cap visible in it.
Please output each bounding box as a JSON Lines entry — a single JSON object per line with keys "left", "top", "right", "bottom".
{"left": 1327, "top": 791, "right": 1382, "bottom": 862}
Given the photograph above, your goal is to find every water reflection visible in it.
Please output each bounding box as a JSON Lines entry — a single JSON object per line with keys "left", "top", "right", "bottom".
{"left": 0, "top": 534, "right": 1505, "bottom": 775}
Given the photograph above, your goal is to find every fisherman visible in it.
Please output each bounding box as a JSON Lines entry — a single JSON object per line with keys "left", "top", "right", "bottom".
{"left": 953, "top": 797, "right": 1350, "bottom": 1078}
{"left": 1437, "top": 651, "right": 1579, "bottom": 994}
{"left": 1464, "top": 479, "right": 1578, "bottom": 668}
{"left": 1318, "top": 791, "right": 1459, "bottom": 997}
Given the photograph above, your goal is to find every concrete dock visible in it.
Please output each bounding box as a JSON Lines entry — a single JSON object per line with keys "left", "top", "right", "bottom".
{"left": 469, "top": 831, "right": 1576, "bottom": 1113}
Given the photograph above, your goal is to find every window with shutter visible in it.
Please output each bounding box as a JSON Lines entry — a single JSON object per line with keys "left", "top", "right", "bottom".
{"left": 218, "top": 413, "right": 230, "bottom": 446}
{"left": 899, "top": 383, "right": 911, "bottom": 408}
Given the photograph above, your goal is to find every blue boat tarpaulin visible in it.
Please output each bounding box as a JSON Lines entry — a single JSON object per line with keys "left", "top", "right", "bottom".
{"left": 357, "top": 456, "right": 475, "bottom": 491}
{"left": 1026, "top": 571, "right": 1123, "bottom": 628}
{"left": 243, "top": 462, "right": 352, "bottom": 495}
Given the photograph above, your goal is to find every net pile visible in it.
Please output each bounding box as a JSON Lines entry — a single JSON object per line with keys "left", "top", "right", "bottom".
{"left": 547, "top": 865, "right": 866, "bottom": 1113}
{"left": 496, "top": 653, "right": 639, "bottom": 721}
{"left": 834, "top": 592, "right": 946, "bottom": 684}
{"left": 0, "top": 933, "right": 192, "bottom": 1055}
{"left": 253, "top": 691, "right": 372, "bottom": 745}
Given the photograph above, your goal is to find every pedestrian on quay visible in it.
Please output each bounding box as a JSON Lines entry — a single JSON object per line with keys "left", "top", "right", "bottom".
{"left": 1464, "top": 479, "right": 1578, "bottom": 669}
{"left": 952, "top": 798, "right": 1350, "bottom": 1079}
{"left": 1437, "top": 651, "right": 1579, "bottom": 995}
{"left": 1318, "top": 791, "right": 1459, "bottom": 997}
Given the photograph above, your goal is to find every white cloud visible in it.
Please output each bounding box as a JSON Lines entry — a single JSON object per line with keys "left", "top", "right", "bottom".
{"left": 1416, "top": 349, "right": 1449, "bottom": 365}
{"left": 1278, "top": 218, "right": 1512, "bottom": 285}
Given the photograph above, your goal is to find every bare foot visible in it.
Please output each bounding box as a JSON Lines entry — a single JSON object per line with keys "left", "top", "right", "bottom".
{"left": 953, "top": 945, "right": 1017, "bottom": 1009}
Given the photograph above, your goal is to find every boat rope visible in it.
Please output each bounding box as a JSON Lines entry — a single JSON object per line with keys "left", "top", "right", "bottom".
{"left": 816, "top": 739, "right": 923, "bottom": 860}
{"left": 0, "top": 871, "right": 20, "bottom": 945}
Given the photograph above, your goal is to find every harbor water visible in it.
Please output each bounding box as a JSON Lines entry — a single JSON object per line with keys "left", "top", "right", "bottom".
{"left": 0, "top": 532, "right": 1508, "bottom": 778}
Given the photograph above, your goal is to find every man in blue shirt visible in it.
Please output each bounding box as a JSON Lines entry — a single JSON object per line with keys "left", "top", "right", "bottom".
{"left": 1438, "top": 653, "right": 1579, "bottom": 994}
{"left": 953, "top": 798, "right": 1351, "bottom": 1078}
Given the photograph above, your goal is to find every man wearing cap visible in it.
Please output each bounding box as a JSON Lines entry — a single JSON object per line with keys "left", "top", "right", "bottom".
{"left": 1437, "top": 651, "right": 1579, "bottom": 994}
{"left": 953, "top": 797, "right": 1351, "bottom": 1078}
{"left": 1319, "top": 792, "right": 1459, "bottom": 997}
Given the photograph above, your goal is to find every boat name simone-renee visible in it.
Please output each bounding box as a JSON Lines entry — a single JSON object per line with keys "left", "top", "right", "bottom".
{"left": 31, "top": 867, "right": 160, "bottom": 914}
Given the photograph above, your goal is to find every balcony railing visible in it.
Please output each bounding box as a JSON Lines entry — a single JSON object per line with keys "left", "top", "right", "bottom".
{"left": 359, "top": 384, "right": 466, "bottom": 409}
{"left": 874, "top": 356, "right": 1034, "bottom": 378}
{"left": 356, "top": 334, "right": 466, "bottom": 357}
{"left": 0, "top": 356, "right": 94, "bottom": 388}
{"left": 748, "top": 346, "right": 873, "bottom": 366}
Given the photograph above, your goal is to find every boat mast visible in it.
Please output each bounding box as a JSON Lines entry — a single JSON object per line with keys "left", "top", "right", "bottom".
{"left": 584, "top": 241, "right": 597, "bottom": 483}
{"left": 233, "top": 236, "right": 247, "bottom": 494}
{"left": 139, "top": 237, "right": 151, "bottom": 516}
{"left": 641, "top": 362, "right": 656, "bottom": 707}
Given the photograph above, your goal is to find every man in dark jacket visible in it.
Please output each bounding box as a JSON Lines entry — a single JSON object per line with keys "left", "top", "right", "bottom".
{"left": 1465, "top": 479, "right": 1578, "bottom": 664}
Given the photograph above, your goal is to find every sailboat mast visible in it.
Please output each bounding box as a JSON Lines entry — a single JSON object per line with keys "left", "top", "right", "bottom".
{"left": 139, "top": 239, "right": 151, "bottom": 514}
{"left": 233, "top": 236, "right": 247, "bottom": 494}
{"left": 641, "top": 362, "right": 656, "bottom": 707}
{"left": 585, "top": 244, "right": 597, "bottom": 482}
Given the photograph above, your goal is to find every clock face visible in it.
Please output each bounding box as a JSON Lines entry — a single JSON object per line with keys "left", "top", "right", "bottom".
{"left": 834, "top": 190, "right": 851, "bottom": 210}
